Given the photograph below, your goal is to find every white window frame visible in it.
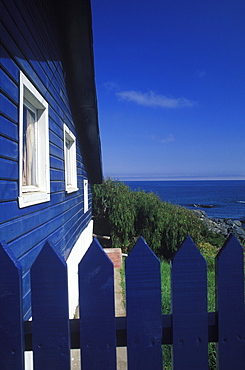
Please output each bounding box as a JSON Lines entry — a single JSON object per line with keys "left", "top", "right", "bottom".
{"left": 64, "top": 124, "right": 78, "bottom": 193}
{"left": 84, "top": 179, "right": 88, "bottom": 213}
{"left": 18, "top": 71, "right": 50, "bottom": 208}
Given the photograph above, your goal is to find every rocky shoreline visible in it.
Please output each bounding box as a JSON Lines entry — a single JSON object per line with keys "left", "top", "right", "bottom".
{"left": 192, "top": 209, "right": 245, "bottom": 244}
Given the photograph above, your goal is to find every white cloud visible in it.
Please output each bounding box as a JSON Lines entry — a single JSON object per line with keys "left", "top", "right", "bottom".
{"left": 116, "top": 90, "right": 196, "bottom": 108}
{"left": 103, "top": 81, "right": 120, "bottom": 91}
{"left": 147, "top": 133, "right": 175, "bottom": 144}
{"left": 195, "top": 70, "right": 206, "bottom": 78}
{"left": 160, "top": 134, "right": 175, "bottom": 143}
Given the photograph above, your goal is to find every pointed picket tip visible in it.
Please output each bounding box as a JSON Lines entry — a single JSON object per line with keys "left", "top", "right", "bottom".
{"left": 31, "top": 240, "right": 66, "bottom": 270}
{"left": 0, "top": 240, "right": 22, "bottom": 272}
{"left": 0, "top": 241, "right": 24, "bottom": 369}
{"left": 172, "top": 235, "right": 206, "bottom": 266}
{"left": 215, "top": 234, "right": 245, "bottom": 368}
{"left": 31, "top": 240, "right": 69, "bottom": 320}
{"left": 126, "top": 237, "right": 162, "bottom": 369}
{"left": 125, "top": 235, "right": 161, "bottom": 290}
{"left": 216, "top": 233, "right": 243, "bottom": 261}
{"left": 171, "top": 236, "right": 208, "bottom": 370}
{"left": 0, "top": 240, "right": 23, "bottom": 310}
{"left": 171, "top": 235, "right": 207, "bottom": 314}
{"left": 126, "top": 236, "right": 161, "bottom": 279}
{"left": 78, "top": 238, "right": 114, "bottom": 301}
{"left": 125, "top": 236, "right": 162, "bottom": 321}
{"left": 78, "top": 238, "right": 114, "bottom": 297}
{"left": 126, "top": 236, "right": 160, "bottom": 268}
{"left": 79, "top": 237, "right": 113, "bottom": 270}
{"left": 79, "top": 238, "right": 116, "bottom": 369}
{"left": 31, "top": 240, "right": 70, "bottom": 368}
{"left": 128, "top": 236, "right": 155, "bottom": 256}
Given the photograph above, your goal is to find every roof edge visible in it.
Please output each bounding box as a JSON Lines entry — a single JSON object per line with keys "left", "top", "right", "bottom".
{"left": 56, "top": 0, "right": 103, "bottom": 184}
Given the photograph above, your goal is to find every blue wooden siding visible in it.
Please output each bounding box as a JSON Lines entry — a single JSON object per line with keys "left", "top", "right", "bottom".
{"left": 1, "top": 0, "right": 93, "bottom": 319}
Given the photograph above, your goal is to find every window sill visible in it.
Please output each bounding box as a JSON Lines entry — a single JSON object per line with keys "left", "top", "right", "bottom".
{"left": 65, "top": 187, "right": 79, "bottom": 194}
{"left": 18, "top": 192, "right": 50, "bottom": 208}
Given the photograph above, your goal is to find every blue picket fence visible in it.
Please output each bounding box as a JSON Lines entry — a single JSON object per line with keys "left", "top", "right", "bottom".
{"left": 0, "top": 235, "right": 244, "bottom": 369}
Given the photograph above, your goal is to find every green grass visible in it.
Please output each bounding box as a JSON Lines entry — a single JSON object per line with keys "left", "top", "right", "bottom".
{"left": 161, "top": 260, "right": 172, "bottom": 369}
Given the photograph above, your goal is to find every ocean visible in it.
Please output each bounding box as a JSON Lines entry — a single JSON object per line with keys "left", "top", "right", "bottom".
{"left": 124, "top": 180, "right": 245, "bottom": 222}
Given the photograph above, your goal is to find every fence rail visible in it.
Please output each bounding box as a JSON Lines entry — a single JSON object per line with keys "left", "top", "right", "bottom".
{"left": 0, "top": 235, "right": 244, "bottom": 369}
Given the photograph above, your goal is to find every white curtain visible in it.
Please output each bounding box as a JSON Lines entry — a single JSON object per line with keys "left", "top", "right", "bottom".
{"left": 22, "top": 106, "right": 35, "bottom": 186}
{"left": 65, "top": 138, "right": 72, "bottom": 186}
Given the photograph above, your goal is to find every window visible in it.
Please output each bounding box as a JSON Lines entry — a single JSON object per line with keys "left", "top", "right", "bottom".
{"left": 64, "top": 124, "right": 78, "bottom": 193}
{"left": 18, "top": 72, "right": 50, "bottom": 208}
{"left": 84, "top": 179, "right": 88, "bottom": 213}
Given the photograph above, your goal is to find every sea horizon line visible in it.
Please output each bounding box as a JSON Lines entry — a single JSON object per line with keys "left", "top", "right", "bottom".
{"left": 111, "top": 176, "right": 245, "bottom": 182}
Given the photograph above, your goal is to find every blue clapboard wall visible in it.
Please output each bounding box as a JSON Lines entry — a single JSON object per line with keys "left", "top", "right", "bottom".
{"left": 0, "top": 0, "right": 92, "bottom": 319}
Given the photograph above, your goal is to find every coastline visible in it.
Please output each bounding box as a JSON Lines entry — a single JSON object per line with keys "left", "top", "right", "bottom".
{"left": 125, "top": 179, "right": 245, "bottom": 223}
{"left": 192, "top": 209, "right": 245, "bottom": 244}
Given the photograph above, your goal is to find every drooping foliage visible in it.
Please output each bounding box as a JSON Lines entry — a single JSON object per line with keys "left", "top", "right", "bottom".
{"left": 92, "top": 179, "right": 136, "bottom": 248}
{"left": 92, "top": 178, "right": 224, "bottom": 257}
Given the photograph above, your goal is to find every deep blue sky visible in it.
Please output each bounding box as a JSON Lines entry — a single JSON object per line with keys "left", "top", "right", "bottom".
{"left": 91, "top": 0, "right": 245, "bottom": 180}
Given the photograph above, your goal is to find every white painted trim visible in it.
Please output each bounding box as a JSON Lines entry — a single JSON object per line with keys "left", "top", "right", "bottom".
{"left": 67, "top": 220, "right": 93, "bottom": 318}
{"left": 18, "top": 71, "right": 50, "bottom": 208}
{"left": 84, "top": 179, "right": 89, "bottom": 213}
{"left": 63, "top": 123, "right": 78, "bottom": 193}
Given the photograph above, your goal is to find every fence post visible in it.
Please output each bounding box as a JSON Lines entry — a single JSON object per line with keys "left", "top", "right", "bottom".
{"left": 79, "top": 238, "right": 116, "bottom": 369}
{"left": 31, "top": 241, "right": 70, "bottom": 369}
{"left": 0, "top": 241, "right": 24, "bottom": 369}
{"left": 171, "top": 236, "right": 208, "bottom": 369}
{"left": 126, "top": 237, "right": 162, "bottom": 369}
{"left": 216, "top": 234, "right": 245, "bottom": 369}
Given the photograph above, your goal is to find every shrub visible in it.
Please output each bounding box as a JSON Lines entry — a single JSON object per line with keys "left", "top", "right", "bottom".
{"left": 159, "top": 203, "right": 207, "bottom": 258}
{"left": 92, "top": 179, "right": 136, "bottom": 250}
{"left": 200, "top": 229, "right": 225, "bottom": 249}
{"left": 92, "top": 178, "right": 223, "bottom": 258}
{"left": 133, "top": 190, "right": 166, "bottom": 255}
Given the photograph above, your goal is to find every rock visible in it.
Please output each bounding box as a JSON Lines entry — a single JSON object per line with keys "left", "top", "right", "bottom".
{"left": 192, "top": 209, "right": 208, "bottom": 218}
{"left": 225, "top": 219, "right": 234, "bottom": 226}
{"left": 234, "top": 220, "right": 242, "bottom": 227}
{"left": 192, "top": 210, "right": 245, "bottom": 243}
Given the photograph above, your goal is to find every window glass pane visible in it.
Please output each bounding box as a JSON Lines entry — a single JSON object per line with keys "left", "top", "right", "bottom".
{"left": 65, "top": 137, "right": 72, "bottom": 186}
{"left": 64, "top": 124, "right": 77, "bottom": 192}
{"left": 84, "top": 179, "right": 88, "bottom": 212}
{"left": 23, "top": 105, "right": 37, "bottom": 186}
{"left": 18, "top": 72, "right": 50, "bottom": 208}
